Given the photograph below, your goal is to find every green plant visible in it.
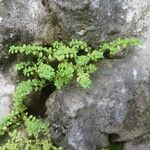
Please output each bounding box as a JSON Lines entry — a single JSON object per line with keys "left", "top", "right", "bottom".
{"left": 0, "top": 79, "right": 60, "bottom": 149}
{"left": 0, "top": 38, "right": 141, "bottom": 149}
{"left": 9, "top": 38, "right": 141, "bottom": 89}
{"left": 0, "top": 80, "right": 61, "bottom": 150}
{"left": 101, "top": 148, "right": 109, "bottom": 150}
{"left": 0, "top": 115, "right": 63, "bottom": 150}
{"left": 0, "top": 79, "right": 45, "bottom": 135}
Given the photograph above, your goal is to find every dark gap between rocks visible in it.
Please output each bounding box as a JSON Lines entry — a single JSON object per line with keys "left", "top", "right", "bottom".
{"left": 41, "top": 0, "right": 49, "bottom": 6}
{"left": 109, "top": 134, "right": 124, "bottom": 150}
{"left": 27, "top": 83, "right": 56, "bottom": 118}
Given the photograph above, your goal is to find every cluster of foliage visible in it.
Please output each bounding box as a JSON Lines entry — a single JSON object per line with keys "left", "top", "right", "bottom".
{"left": 9, "top": 38, "right": 141, "bottom": 89}
{"left": 0, "top": 79, "right": 61, "bottom": 149}
{"left": 0, "top": 80, "right": 62, "bottom": 150}
{"left": 0, "top": 38, "right": 141, "bottom": 150}
{"left": 0, "top": 115, "right": 62, "bottom": 150}
{"left": 0, "top": 130, "right": 61, "bottom": 150}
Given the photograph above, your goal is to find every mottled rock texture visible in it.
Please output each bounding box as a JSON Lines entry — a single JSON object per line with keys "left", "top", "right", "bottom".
{"left": 123, "top": 133, "right": 150, "bottom": 150}
{"left": 46, "top": 0, "right": 150, "bottom": 150}
{"left": 49, "top": 0, "right": 150, "bottom": 45}
{"left": 0, "top": 0, "right": 150, "bottom": 150}
{"left": 0, "top": 67, "right": 16, "bottom": 122}
{"left": 0, "top": 0, "right": 59, "bottom": 121}
{"left": 0, "top": 0, "right": 60, "bottom": 69}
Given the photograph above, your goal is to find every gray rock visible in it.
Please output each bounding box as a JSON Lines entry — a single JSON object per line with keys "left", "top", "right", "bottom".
{"left": 0, "top": 0, "right": 60, "bottom": 120}
{"left": 49, "top": 0, "right": 150, "bottom": 45}
{"left": 0, "top": 0, "right": 150, "bottom": 149}
{"left": 46, "top": 41, "right": 150, "bottom": 149}
{"left": 46, "top": 0, "right": 150, "bottom": 150}
{"left": 0, "top": 67, "right": 16, "bottom": 122}
{"left": 123, "top": 133, "right": 150, "bottom": 150}
{"left": 0, "top": 0, "right": 60, "bottom": 70}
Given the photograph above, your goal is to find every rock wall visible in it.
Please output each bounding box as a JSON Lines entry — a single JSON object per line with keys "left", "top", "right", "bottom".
{"left": 49, "top": 0, "right": 149, "bottom": 45}
{"left": 0, "top": 0, "right": 60, "bottom": 121}
{"left": 0, "top": 0, "right": 150, "bottom": 150}
{"left": 0, "top": 0, "right": 62, "bottom": 69}
{"left": 46, "top": 0, "right": 150, "bottom": 150}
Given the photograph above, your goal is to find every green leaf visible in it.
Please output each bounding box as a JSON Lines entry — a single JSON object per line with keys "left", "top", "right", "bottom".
{"left": 37, "top": 63, "right": 55, "bottom": 80}
{"left": 77, "top": 72, "right": 92, "bottom": 89}
{"left": 75, "top": 56, "right": 90, "bottom": 66}
{"left": 54, "top": 62, "right": 74, "bottom": 89}
{"left": 86, "top": 64, "right": 97, "bottom": 74}
{"left": 89, "top": 51, "right": 104, "bottom": 61}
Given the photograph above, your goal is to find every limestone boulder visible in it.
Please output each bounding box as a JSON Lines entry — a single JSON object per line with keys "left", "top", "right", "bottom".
{"left": 46, "top": 0, "right": 150, "bottom": 150}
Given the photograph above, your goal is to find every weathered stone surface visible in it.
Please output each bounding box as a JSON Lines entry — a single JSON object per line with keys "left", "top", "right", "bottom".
{"left": 0, "top": 0, "right": 60, "bottom": 69}
{"left": 49, "top": 0, "right": 150, "bottom": 45}
{"left": 46, "top": 40, "right": 150, "bottom": 149}
{"left": 0, "top": 67, "right": 16, "bottom": 122}
{"left": 0, "top": 0, "right": 150, "bottom": 149}
{"left": 0, "top": 0, "right": 60, "bottom": 120}
{"left": 123, "top": 133, "right": 150, "bottom": 150}
{"left": 46, "top": 0, "right": 150, "bottom": 150}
